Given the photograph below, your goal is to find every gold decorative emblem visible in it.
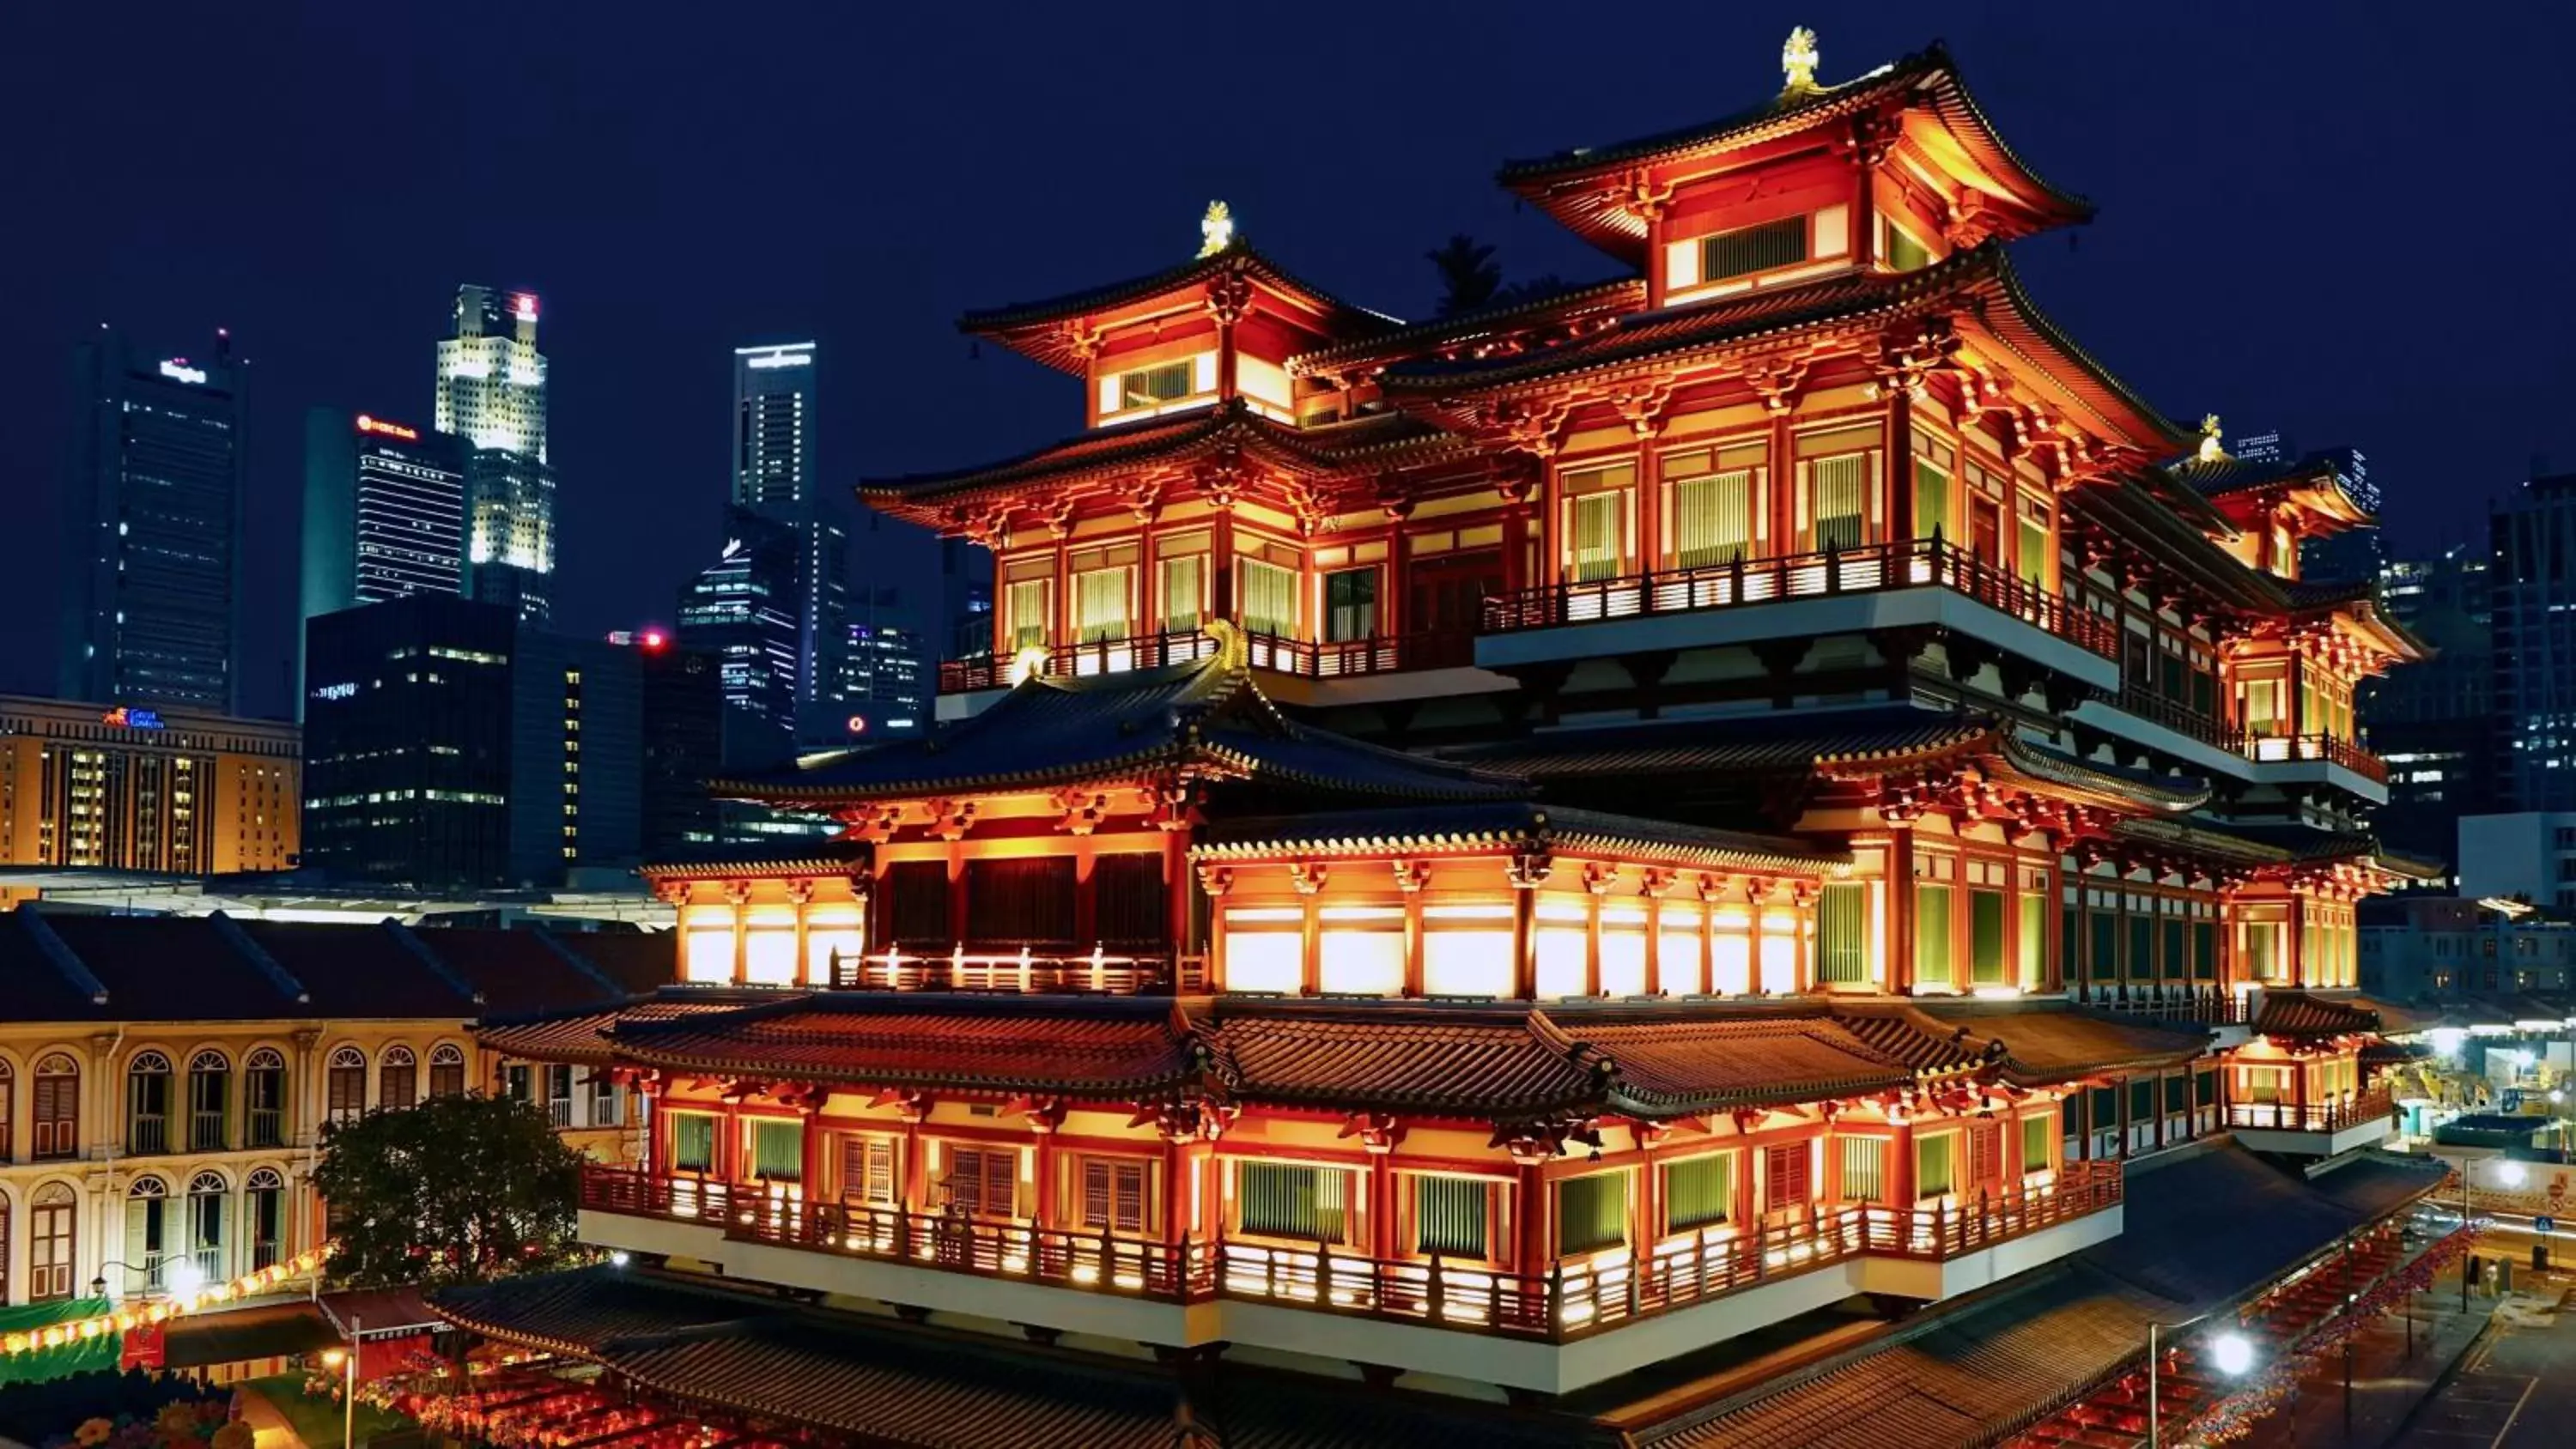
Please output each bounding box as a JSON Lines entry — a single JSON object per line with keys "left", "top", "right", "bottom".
{"left": 2196, "top": 413, "right": 2230, "bottom": 465}
{"left": 1197, "top": 200, "right": 1236, "bottom": 259}
{"left": 1782, "top": 27, "right": 1820, "bottom": 94}
{"left": 1205, "top": 616, "right": 1249, "bottom": 670}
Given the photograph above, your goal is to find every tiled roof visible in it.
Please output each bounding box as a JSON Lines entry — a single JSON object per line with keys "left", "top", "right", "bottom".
{"left": 33, "top": 913, "right": 324, "bottom": 1021}
{"left": 2166, "top": 450, "right": 2344, "bottom": 502}
{"left": 2252, "top": 990, "right": 2381, "bottom": 1038}
{"left": 475, "top": 991, "right": 759, "bottom": 1066}
{"left": 1828, "top": 1003, "right": 2001, "bottom": 1076}
{"left": 1196, "top": 801, "right": 1847, "bottom": 876}
{"left": 959, "top": 243, "right": 1394, "bottom": 351}
{"left": 714, "top": 648, "right": 1524, "bottom": 807}
{"left": 1212, "top": 1005, "right": 1601, "bottom": 1116}
{"left": 1288, "top": 277, "right": 1647, "bottom": 375}
{"left": 550, "top": 931, "right": 679, "bottom": 997}
{"left": 1913, "top": 1000, "right": 2212, "bottom": 1084}
{"left": 608, "top": 993, "right": 1205, "bottom": 1100}
{"left": 635, "top": 840, "right": 870, "bottom": 879}
{"left": 1442, "top": 705, "right": 1995, "bottom": 781}
{"left": 1999, "top": 737, "right": 2209, "bottom": 812}
{"left": 233, "top": 919, "right": 479, "bottom": 1019}
{"left": 860, "top": 401, "right": 1396, "bottom": 504}
{"left": 1497, "top": 45, "right": 2090, "bottom": 259}
{"left": 1566, "top": 1011, "right": 1923, "bottom": 1113}
{"left": 1656, "top": 1144, "right": 2446, "bottom": 1449}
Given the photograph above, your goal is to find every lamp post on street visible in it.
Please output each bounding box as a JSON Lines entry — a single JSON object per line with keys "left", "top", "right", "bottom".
{"left": 319, "top": 1314, "right": 361, "bottom": 1449}
{"left": 2147, "top": 1311, "right": 2257, "bottom": 1449}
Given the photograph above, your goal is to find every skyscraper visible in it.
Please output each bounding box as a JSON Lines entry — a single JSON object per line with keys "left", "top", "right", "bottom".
{"left": 732, "top": 343, "right": 847, "bottom": 706}
{"left": 436, "top": 286, "right": 556, "bottom": 622}
{"left": 2493, "top": 472, "right": 2576, "bottom": 812}
{"left": 60, "top": 328, "right": 249, "bottom": 713}
{"left": 2368, "top": 545, "right": 2492, "bottom": 869}
{"left": 299, "top": 408, "right": 466, "bottom": 696}
{"left": 675, "top": 508, "right": 802, "bottom": 769}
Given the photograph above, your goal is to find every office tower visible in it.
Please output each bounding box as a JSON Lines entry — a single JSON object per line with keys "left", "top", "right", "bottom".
{"left": 2492, "top": 473, "right": 2576, "bottom": 813}
{"left": 731, "top": 342, "right": 847, "bottom": 706}
{"left": 634, "top": 633, "right": 723, "bottom": 853}
{"left": 2367, "top": 547, "right": 2493, "bottom": 870}
{"left": 840, "top": 591, "right": 927, "bottom": 735}
{"left": 60, "top": 328, "right": 249, "bottom": 713}
{"left": 302, "top": 596, "right": 647, "bottom": 888}
{"left": 0, "top": 697, "right": 298, "bottom": 875}
{"left": 435, "top": 286, "right": 556, "bottom": 622}
{"left": 299, "top": 409, "right": 466, "bottom": 693}
{"left": 676, "top": 509, "right": 803, "bottom": 769}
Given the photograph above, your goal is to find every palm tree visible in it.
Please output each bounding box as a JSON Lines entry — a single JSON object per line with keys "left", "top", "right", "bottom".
{"left": 1425, "top": 234, "right": 1502, "bottom": 316}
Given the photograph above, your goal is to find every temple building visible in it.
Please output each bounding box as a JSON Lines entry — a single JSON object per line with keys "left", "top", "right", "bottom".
{"left": 434, "top": 34, "right": 2457, "bottom": 1448}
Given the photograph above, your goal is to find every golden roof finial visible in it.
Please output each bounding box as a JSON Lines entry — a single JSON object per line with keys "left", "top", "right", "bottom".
{"left": 1197, "top": 201, "right": 1236, "bottom": 259}
{"left": 2196, "top": 414, "right": 2230, "bottom": 465}
{"left": 1205, "top": 616, "right": 1249, "bottom": 671}
{"left": 1782, "top": 27, "right": 1820, "bottom": 94}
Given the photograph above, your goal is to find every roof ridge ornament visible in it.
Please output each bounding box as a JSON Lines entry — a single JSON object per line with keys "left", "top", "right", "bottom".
{"left": 1782, "top": 26, "right": 1821, "bottom": 95}
{"left": 2196, "top": 413, "right": 2231, "bottom": 465}
{"left": 1205, "top": 615, "right": 1250, "bottom": 672}
{"left": 1197, "top": 200, "right": 1236, "bottom": 259}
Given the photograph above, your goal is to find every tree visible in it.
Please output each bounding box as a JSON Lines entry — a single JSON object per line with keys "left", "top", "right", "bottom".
{"left": 311, "top": 1093, "right": 586, "bottom": 1288}
{"left": 1425, "top": 234, "right": 1501, "bottom": 316}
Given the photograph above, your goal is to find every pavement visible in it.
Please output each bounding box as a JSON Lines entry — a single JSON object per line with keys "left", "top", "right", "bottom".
{"left": 2238, "top": 1260, "right": 2500, "bottom": 1449}
{"left": 2385, "top": 1274, "right": 2576, "bottom": 1449}
{"left": 235, "top": 1384, "right": 304, "bottom": 1449}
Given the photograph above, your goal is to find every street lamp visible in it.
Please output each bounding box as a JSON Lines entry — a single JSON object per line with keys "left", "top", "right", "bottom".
{"left": 2147, "top": 1313, "right": 2258, "bottom": 1448}
{"left": 319, "top": 1313, "right": 360, "bottom": 1449}
{"left": 91, "top": 1258, "right": 200, "bottom": 1303}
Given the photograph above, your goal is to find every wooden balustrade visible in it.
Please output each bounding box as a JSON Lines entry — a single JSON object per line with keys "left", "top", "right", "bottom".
{"left": 937, "top": 627, "right": 1475, "bottom": 694}
{"left": 2223, "top": 1085, "right": 2393, "bottom": 1134}
{"left": 581, "top": 1159, "right": 2121, "bottom": 1343}
{"left": 825, "top": 950, "right": 1206, "bottom": 995}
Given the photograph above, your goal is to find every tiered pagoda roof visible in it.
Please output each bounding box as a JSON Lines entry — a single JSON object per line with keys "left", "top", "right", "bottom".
{"left": 1497, "top": 44, "right": 2093, "bottom": 261}
{"left": 1196, "top": 801, "right": 1847, "bottom": 876}
{"left": 957, "top": 242, "right": 1397, "bottom": 373}
{"left": 711, "top": 643, "right": 1524, "bottom": 808}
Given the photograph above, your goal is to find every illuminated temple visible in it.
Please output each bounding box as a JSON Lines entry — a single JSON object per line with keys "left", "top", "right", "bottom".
{"left": 436, "top": 33, "right": 2462, "bottom": 1448}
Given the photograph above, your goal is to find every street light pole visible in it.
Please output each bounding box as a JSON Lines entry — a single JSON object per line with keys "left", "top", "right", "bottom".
{"left": 2462, "top": 1162, "right": 2473, "bottom": 1313}
{"left": 343, "top": 1314, "right": 360, "bottom": 1449}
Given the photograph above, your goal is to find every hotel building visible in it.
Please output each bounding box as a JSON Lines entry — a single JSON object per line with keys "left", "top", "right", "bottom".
{"left": 0, "top": 698, "right": 297, "bottom": 878}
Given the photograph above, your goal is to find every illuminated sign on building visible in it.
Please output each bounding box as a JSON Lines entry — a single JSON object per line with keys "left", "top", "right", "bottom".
{"left": 744, "top": 351, "right": 814, "bottom": 370}
{"left": 101, "top": 707, "right": 166, "bottom": 730}
{"left": 157, "top": 360, "right": 208, "bottom": 385}
{"left": 512, "top": 293, "right": 539, "bottom": 323}
{"left": 311, "top": 682, "right": 359, "bottom": 702}
{"left": 355, "top": 414, "right": 421, "bottom": 440}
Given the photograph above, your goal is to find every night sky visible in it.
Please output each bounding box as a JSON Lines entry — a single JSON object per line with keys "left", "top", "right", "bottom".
{"left": 6, "top": 3, "right": 2570, "bottom": 722}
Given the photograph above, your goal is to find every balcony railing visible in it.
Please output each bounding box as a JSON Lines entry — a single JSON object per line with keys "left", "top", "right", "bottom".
{"left": 2070, "top": 985, "right": 2251, "bottom": 1027}
{"left": 1478, "top": 537, "right": 2120, "bottom": 659}
{"left": 2223, "top": 1086, "right": 2394, "bottom": 1135}
{"left": 247, "top": 1108, "right": 285, "bottom": 1149}
{"left": 189, "top": 1112, "right": 227, "bottom": 1153}
{"left": 129, "top": 1116, "right": 169, "bottom": 1156}
{"left": 583, "top": 1160, "right": 2119, "bottom": 1343}
{"left": 2244, "top": 732, "right": 2390, "bottom": 784}
{"left": 938, "top": 628, "right": 1476, "bottom": 694}
{"left": 829, "top": 949, "right": 1207, "bottom": 996}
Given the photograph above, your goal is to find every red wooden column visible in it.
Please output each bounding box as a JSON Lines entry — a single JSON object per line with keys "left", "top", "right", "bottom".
{"left": 641, "top": 1078, "right": 663, "bottom": 1179}
{"left": 1032, "top": 1105, "right": 1063, "bottom": 1232}
{"left": 1888, "top": 834, "right": 1917, "bottom": 995}
{"left": 1886, "top": 388, "right": 1915, "bottom": 544}
{"left": 1515, "top": 1158, "right": 1550, "bottom": 1276}
{"left": 1369, "top": 1148, "right": 1398, "bottom": 1262}
{"left": 720, "top": 1100, "right": 744, "bottom": 1185}
{"left": 799, "top": 1105, "right": 826, "bottom": 1202}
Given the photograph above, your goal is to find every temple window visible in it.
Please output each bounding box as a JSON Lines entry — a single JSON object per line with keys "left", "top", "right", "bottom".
{"left": 1316, "top": 905, "right": 1404, "bottom": 994}
{"left": 1915, "top": 1131, "right": 1958, "bottom": 1201}
{"left": 1912, "top": 436, "right": 1954, "bottom": 543}
{"left": 746, "top": 1119, "right": 803, "bottom": 1184}
{"left": 1222, "top": 907, "right": 1303, "bottom": 993}
{"left": 1239, "top": 559, "right": 1297, "bottom": 637}
{"left": 683, "top": 915, "right": 734, "bottom": 984}
{"left": 1817, "top": 882, "right": 1869, "bottom": 985}
{"left": 805, "top": 904, "right": 864, "bottom": 983}
{"left": 2239, "top": 669, "right": 2289, "bottom": 738}
{"left": 1099, "top": 355, "right": 1213, "bottom": 418}
{"left": 2016, "top": 494, "right": 2051, "bottom": 587}
{"left": 839, "top": 1135, "right": 899, "bottom": 1206}
{"left": 1965, "top": 860, "right": 2008, "bottom": 987}
{"left": 1913, "top": 852, "right": 1956, "bottom": 985}
{"left": 1420, "top": 903, "right": 1514, "bottom": 997}
{"left": 942, "top": 1144, "right": 1021, "bottom": 1219}
{"left": 2020, "top": 1112, "right": 2054, "bottom": 1174}
{"left": 744, "top": 906, "right": 799, "bottom": 985}
{"left": 1880, "top": 215, "right": 1933, "bottom": 272}
{"left": 1667, "top": 215, "right": 1814, "bottom": 296}
{"left": 1759, "top": 907, "right": 1799, "bottom": 993}
{"left": 1408, "top": 1173, "right": 1495, "bottom": 1259}
{"left": 1534, "top": 899, "right": 1590, "bottom": 998}
{"left": 1072, "top": 567, "right": 1130, "bottom": 643}
{"left": 1659, "top": 900, "right": 1708, "bottom": 995}
{"left": 966, "top": 857, "right": 1077, "bottom": 948}
{"left": 2241, "top": 906, "right": 2290, "bottom": 981}
{"left": 1322, "top": 567, "right": 1379, "bottom": 643}
{"left": 1661, "top": 1152, "right": 1736, "bottom": 1234}
{"left": 2018, "top": 869, "right": 2050, "bottom": 989}
{"left": 1157, "top": 553, "right": 1206, "bottom": 634}
{"left": 1968, "top": 1121, "right": 2004, "bottom": 1187}
{"left": 1563, "top": 465, "right": 1635, "bottom": 581}
{"left": 1553, "top": 1170, "right": 1631, "bottom": 1256}
{"left": 1600, "top": 904, "right": 1649, "bottom": 997}
{"left": 1963, "top": 459, "right": 2010, "bottom": 567}
{"left": 1838, "top": 1136, "right": 1890, "bottom": 1204}
{"left": 1712, "top": 901, "right": 1754, "bottom": 995}
{"left": 1236, "top": 1161, "right": 1352, "bottom": 1244}
{"left": 670, "top": 1112, "right": 717, "bottom": 1173}
{"left": 1799, "top": 450, "right": 1870, "bottom": 553}
{"left": 1665, "top": 447, "right": 1759, "bottom": 567}
{"left": 1005, "top": 578, "right": 1051, "bottom": 651}
{"left": 1076, "top": 1156, "right": 1153, "bottom": 1236}
{"left": 884, "top": 860, "right": 951, "bottom": 950}
{"left": 1762, "top": 1142, "right": 1812, "bottom": 1213}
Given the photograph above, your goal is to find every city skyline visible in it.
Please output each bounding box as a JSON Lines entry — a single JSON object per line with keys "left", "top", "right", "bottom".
{"left": 5, "top": 7, "right": 2572, "bottom": 723}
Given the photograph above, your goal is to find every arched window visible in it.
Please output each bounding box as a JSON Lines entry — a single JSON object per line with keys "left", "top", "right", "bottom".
{"left": 188, "top": 1050, "right": 230, "bottom": 1152}
{"left": 246, "top": 1048, "right": 288, "bottom": 1149}
{"left": 186, "top": 1171, "right": 228, "bottom": 1283}
{"left": 0, "top": 1058, "right": 14, "bottom": 1161}
{"left": 30, "top": 1184, "right": 76, "bottom": 1300}
{"left": 326, "top": 1046, "right": 368, "bottom": 1125}
{"left": 380, "top": 1046, "right": 417, "bottom": 1112}
{"left": 428, "top": 1044, "right": 467, "bottom": 1099}
{"left": 33, "top": 1055, "right": 78, "bottom": 1161}
{"left": 125, "top": 1176, "right": 172, "bottom": 1293}
{"left": 128, "top": 1052, "right": 173, "bottom": 1155}
{"left": 246, "top": 1168, "right": 286, "bottom": 1271}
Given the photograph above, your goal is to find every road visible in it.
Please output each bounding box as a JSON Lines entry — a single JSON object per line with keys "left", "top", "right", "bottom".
{"left": 2389, "top": 1242, "right": 2576, "bottom": 1449}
